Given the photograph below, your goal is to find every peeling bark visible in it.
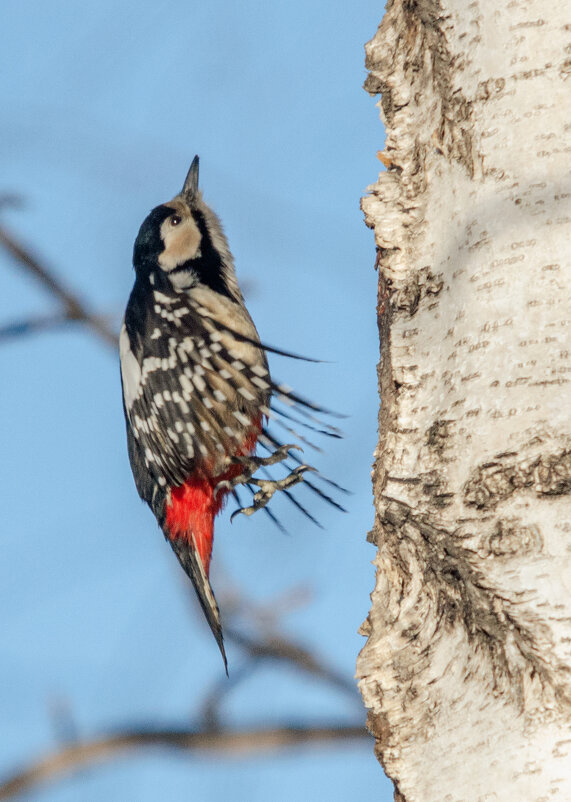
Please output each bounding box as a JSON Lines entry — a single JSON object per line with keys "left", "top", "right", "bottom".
{"left": 358, "top": 0, "right": 571, "bottom": 799}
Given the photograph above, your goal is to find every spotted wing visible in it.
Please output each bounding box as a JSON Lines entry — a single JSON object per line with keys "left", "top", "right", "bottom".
{"left": 121, "top": 296, "right": 270, "bottom": 495}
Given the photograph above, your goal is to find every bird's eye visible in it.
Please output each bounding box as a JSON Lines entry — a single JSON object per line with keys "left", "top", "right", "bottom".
{"left": 170, "top": 214, "right": 182, "bottom": 226}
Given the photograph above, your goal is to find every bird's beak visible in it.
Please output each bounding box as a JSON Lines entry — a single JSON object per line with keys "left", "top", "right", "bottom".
{"left": 182, "top": 155, "right": 199, "bottom": 201}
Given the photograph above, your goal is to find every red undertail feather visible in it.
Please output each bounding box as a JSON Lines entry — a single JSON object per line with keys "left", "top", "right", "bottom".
{"left": 165, "top": 417, "right": 262, "bottom": 575}
{"left": 166, "top": 478, "right": 217, "bottom": 574}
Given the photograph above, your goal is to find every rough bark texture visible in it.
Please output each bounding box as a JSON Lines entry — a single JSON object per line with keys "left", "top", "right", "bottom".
{"left": 358, "top": 0, "right": 571, "bottom": 799}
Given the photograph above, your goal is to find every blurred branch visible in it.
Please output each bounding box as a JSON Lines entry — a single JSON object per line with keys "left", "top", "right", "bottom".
{"left": 48, "top": 696, "right": 80, "bottom": 746}
{"left": 0, "top": 722, "right": 369, "bottom": 800}
{"left": 221, "top": 581, "right": 314, "bottom": 631}
{"left": 227, "top": 628, "right": 360, "bottom": 700}
{"left": 0, "top": 226, "right": 118, "bottom": 349}
{"left": 0, "top": 313, "right": 70, "bottom": 341}
{"left": 200, "top": 658, "right": 261, "bottom": 730}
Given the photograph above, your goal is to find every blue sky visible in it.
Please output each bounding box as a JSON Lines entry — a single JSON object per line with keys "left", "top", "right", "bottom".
{"left": 0, "top": 1, "right": 391, "bottom": 799}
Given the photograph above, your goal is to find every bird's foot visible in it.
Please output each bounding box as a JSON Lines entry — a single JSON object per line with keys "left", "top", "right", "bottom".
{"left": 229, "top": 465, "right": 314, "bottom": 520}
{"left": 214, "top": 444, "right": 315, "bottom": 518}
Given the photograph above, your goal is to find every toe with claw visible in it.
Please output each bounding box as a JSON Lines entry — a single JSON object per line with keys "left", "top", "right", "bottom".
{"left": 213, "top": 443, "right": 317, "bottom": 520}
{"left": 230, "top": 464, "right": 315, "bottom": 521}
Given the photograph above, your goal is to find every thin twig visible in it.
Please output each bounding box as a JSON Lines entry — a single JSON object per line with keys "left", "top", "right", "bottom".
{"left": 199, "top": 659, "right": 260, "bottom": 729}
{"left": 227, "top": 628, "right": 360, "bottom": 701}
{"left": 0, "top": 314, "right": 70, "bottom": 341}
{"left": 0, "top": 226, "right": 118, "bottom": 349}
{"left": 0, "top": 723, "right": 369, "bottom": 800}
{"left": 220, "top": 582, "right": 313, "bottom": 629}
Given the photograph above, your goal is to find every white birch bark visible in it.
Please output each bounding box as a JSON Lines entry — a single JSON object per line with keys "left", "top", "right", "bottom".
{"left": 357, "top": 0, "right": 571, "bottom": 799}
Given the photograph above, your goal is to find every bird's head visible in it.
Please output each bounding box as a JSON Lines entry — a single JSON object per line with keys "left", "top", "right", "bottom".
{"left": 133, "top": 156, "right": 241, "bottom": 300}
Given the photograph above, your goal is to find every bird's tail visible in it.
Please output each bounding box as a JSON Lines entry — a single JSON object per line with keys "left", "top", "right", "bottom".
{"left": 164, "top": 477, "right": 227, "bottom": 673}
{"left": 168, "top": 534, "right": 227, "bottom": 674}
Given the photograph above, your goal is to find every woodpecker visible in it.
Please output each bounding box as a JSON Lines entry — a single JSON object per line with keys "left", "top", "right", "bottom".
{"left": 120, "top": 157, "right": 341, "bottom": 670}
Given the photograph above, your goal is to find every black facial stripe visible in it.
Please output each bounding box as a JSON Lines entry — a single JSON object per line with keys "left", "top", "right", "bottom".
{"left": 190, "top": 209, "right": 235, "bottom": 300}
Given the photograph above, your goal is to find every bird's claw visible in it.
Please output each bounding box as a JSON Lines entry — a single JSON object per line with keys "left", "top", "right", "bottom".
{"left": 230, "top": 465, "right": 315, "bottom": 521}
{"left": 213, "top": 444, "right": 301, "bottom": 497}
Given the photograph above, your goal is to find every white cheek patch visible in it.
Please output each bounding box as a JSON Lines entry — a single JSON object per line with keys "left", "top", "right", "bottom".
{"left": 158, "top": 214, "right": 202, "bottom": 271}
{"left": 169, "top": 269, "right": 196, "bottom": 290}
{"left": 120, "top": 325, "right": 142, "bottom": 410}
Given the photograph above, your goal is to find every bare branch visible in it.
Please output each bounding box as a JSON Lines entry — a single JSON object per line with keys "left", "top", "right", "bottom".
{"left": 227, "top": 628, "right": 360, "bottom": 701}
{"left": 0, "top": 723, "right": 369, "bottom": 800}
{"left": 221, "top": 582, "right": 314, "bottom": 630}
{"left": 199, "top": 659, "right": 261, "bottom": 729}
{"left": 0, "top": 226, "right": 118, "bottom": 349}
{"left": 0, "top": 313, "right": 70, "bottom": 341}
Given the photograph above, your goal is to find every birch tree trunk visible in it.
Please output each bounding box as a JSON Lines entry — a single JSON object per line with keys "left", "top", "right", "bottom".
{"left": 357, "top": 1, "right": 571, "bottom": 799}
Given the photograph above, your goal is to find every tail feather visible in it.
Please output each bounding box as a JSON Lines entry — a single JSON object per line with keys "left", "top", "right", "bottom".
{"left": 168, "top": 535, "right": 228, "bottom": 675}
